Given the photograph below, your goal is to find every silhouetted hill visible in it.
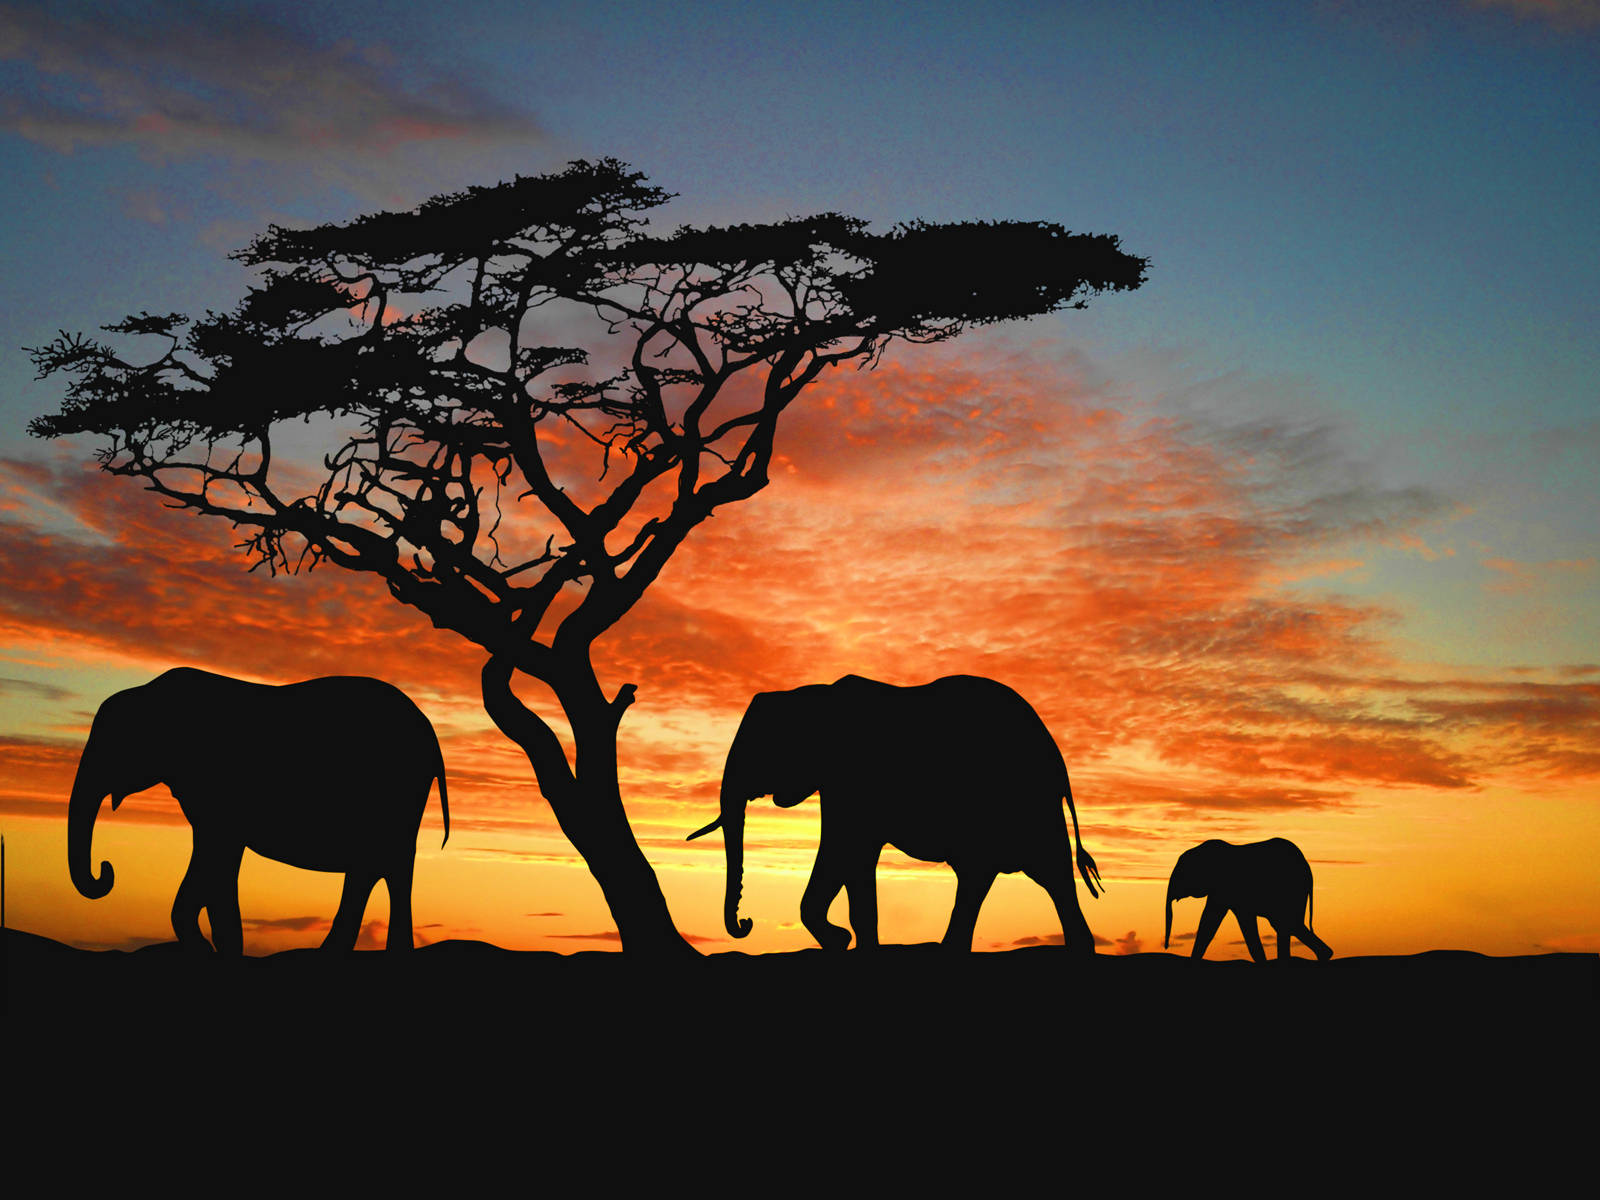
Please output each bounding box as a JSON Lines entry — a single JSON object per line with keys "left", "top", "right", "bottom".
{"left": 9, "top": 927, "right": 1591, "bottom": 1034}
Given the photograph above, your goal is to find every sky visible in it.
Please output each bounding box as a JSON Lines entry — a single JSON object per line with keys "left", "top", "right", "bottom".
{"left": 0, "top": 0, "right": 1595, "bottom": 957}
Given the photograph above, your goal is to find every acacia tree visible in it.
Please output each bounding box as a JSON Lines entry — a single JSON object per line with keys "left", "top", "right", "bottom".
{"left": 30, "top": 159, "right": 1146, "bottom": 955}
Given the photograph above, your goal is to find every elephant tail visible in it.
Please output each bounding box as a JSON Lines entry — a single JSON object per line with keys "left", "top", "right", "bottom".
{"left": 1064, "top": 774, "right": 1103, "bottom": 898}
{"left": 434, "top": 738, "right": 451, "bottom": 848}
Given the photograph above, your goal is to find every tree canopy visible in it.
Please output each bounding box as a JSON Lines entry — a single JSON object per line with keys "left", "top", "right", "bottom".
{"left": 30, "top": 157, "right": 1147, "bottom": 952}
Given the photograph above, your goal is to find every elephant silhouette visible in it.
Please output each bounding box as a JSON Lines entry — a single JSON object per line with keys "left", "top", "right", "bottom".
{"left": 68, "top": 668, "right": 449, "bottom": 953}
{"left": 687, "top": 674, "right": 1102, "bottom": 951}
{"left": 1165, "top": 837, "right": 1332, "bottom": 962}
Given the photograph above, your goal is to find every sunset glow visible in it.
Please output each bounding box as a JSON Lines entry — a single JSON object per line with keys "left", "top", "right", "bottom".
{"left": 1, "top": 1, "right": 1594, "bottom": 959}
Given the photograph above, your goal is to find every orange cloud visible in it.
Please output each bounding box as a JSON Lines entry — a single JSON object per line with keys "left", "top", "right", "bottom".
{"left": 12, "top": 339, "right": 1600, "bottom": 830}
{"left": 0, "top": 457, "right": 479, "bottom": 695}
{"left": 0, "top": 735, "right": 80, "bottom": 819}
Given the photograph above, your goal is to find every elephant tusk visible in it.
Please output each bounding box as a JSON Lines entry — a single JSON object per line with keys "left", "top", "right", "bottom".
{"left": 686, "top": 815, "right": 723, "bottom": 841}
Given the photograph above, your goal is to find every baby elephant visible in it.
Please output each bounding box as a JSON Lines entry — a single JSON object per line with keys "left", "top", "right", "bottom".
{"left": 68, "top": 668, "right": 449, "bottom": 953}
{"left": 1164, "top": 837, "right": 1332, "bottom": 962}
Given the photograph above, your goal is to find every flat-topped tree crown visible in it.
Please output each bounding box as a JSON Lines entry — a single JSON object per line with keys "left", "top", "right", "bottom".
{"left": 29, "top": 158, "right": 1146, "bottom": 954}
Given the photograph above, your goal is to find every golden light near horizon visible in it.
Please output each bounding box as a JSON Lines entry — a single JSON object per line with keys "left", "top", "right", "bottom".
{"left": 4, "top": 335, "right": 1596, "bottom": 957}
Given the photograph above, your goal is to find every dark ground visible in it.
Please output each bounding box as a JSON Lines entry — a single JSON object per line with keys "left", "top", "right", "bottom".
{"left": 7, "top": 928, "right": 1593, "bottom": 1161}
{"left": 9, "top": 926, "right": 1591, "bottom": 1047}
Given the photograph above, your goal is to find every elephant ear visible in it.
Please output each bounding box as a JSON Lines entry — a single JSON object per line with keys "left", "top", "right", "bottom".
{"left": 722, "top": 692, "right": 780, "bottom": 802}
{"left": 93, "top": 685, "right": 166, "bottom": 792}
{"left": 722, "top": 691, "right": 805, "bottom": 802}
{"left": 789, "top": 681, "right": 845, "bottom": 793}
{"left": 747, "top": 684, "right": 834, "bottom": 804}
{"left": 1168, "top": 848, "right": 1198, "bottom": 900}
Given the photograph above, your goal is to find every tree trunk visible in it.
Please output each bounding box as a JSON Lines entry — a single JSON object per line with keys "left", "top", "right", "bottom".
{"left": 482, "top": 656, "right": 695, "bottom": 958}
{"left": 554, "top": 716, "right": 691, "bottom": 957}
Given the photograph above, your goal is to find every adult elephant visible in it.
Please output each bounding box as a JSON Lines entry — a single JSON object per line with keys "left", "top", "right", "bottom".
{"left": 68, "top": 667, "right": 449, "bottom": 953}
{"left": 687, "top": 674, "right": 1102, "bottom": 952}
{"left": 1164, "top": 838, "right": 1333, "bottom": 962}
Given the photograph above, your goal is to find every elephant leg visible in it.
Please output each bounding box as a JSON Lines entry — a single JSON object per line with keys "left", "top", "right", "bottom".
{"left": 384, "top": 858, "right": 415, "bottom": 952}
{"left": 842, "top": 846, "right": 883, "bottom": 951}
{"left": 943, "top": 863, "right": 997, "bottom": 951}
{"left": 1238, "top": 912, "right": 1267, "bottom": 964}
{"left": 203, "top": 842, "right": 246, "bottom": 956}
{"left": 1192, "top": 897, "right": 1228, "bottom": 959}
{"left": 1271, "top": 919, "right": 1292, "bottom": 960}
{"left": 801, "top": 814, "right": 856, "bottom": 950}
{"left": 324, "top": 871, "right": 378, "bottom": 951}
{"left": 173, "top": 835, "right": 242, "bottom": 953}
{"left": 799, "top": 859, "right": 850, "bottom": 950}
{"left": 1297, "top": 923, "right": 1334, "bottom": 961}
{"left": 1023, "top": 855, "right": 1095, "bottom": 955}
{"left": 171, "top": 852, "right": 211, "bottom": 951}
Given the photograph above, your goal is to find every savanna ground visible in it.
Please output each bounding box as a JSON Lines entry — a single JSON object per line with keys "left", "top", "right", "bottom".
{"left": 6, "top": 928, "right": 1592, "bottom": 1170}
{"left": 9, "top": 929, "right": 1591, "bottom": 1058}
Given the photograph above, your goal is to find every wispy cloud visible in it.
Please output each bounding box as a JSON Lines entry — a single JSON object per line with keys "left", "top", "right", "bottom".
{"left": 0, "top": 675, "right": 70, "bottom": 701}
{"left": 1469, "top": 0, "right": 1600, "bottom": 31}
{"left": 1482, "top": 556, "right": 1597, "bottom": 596}
{"left": 0, "top": 456, "right": 482, "bottom": 695}
{"left": 243, "top": 914, "right": 327, "bottom": 933}
{"left": 1012, "top": 933, "right": 1067, "bottom": 947}
{"left": 0, "top": 1, "right": 548, "bottom": 203}
{"left": 0, "top": 733, "right": 80, "bottom": 818}
{"left": 593, "top": 348, "right": 1597, "bottom": 801}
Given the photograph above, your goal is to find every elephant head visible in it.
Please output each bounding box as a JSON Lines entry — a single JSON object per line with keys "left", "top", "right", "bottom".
{"left": 68, "top": 687, "right": 162, "bottom": 900}
{"left": 686, "top": 685, "right": 831, "bottom": 939}
{"left": 1164, "top": 839, "right": 1222, "bottom": 950}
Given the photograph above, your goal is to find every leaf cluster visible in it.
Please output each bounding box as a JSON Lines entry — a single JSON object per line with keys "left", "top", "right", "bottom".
{"left": 28, "top": 158, "right": 1147, "bottom": 679}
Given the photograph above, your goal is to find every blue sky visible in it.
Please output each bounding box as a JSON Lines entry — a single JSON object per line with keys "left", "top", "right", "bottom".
{"left": 5, "top": 1, "right": 1594, "bottom": 492}
{"left": 3, "top": 0, "right": 1595, "bottom": 677}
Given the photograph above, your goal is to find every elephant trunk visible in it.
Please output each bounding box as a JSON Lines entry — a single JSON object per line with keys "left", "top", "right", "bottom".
{"left": 68, "top": 739, "right": 115, "bottom": 899}
{"left": 719, "top": 777, "right": 753, "bottom": 939}
{"left": 1164, "top": 878, "right": 1178, "bottom": 950}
